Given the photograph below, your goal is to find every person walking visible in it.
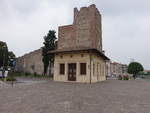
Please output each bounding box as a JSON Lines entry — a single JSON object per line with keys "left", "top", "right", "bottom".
{"left": 0, "top": 68, "right": 2, "bottom": 78}
{"left": 2, "top": 67, "right": 5, "bottom": 78}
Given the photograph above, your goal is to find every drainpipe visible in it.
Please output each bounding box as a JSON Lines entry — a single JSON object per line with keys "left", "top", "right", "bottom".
{"left": 90, "top": 51, "right": 92, "bottom": 84}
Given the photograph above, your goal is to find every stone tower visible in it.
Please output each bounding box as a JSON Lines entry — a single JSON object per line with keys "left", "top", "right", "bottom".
{"left": 58, "top": 4, "right": 102, "bottom": 52}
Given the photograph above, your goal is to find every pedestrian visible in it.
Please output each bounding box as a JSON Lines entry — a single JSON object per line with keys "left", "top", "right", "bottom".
{"left": 4, "top": 69, "right": 8, "bottom": 78}
{"left": 0, "top": 68, "right": 2, "bottom": 78}
{"left": 2, "top": 68, "right": 5, "bottom": 78}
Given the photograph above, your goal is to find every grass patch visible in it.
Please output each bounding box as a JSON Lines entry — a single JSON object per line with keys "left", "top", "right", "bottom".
{"left": 118, "top": 75, "right": 132, "bottom": 80}
{"left": 1, "top": 76, "right": 16, "bottom": 81}
{"left": 10, "top": 71, "right": 49, "bottom": 78}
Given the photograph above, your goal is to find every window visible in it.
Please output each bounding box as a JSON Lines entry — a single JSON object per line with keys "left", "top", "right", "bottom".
{"left": 100, "top": 65, "right": 102, "bottom": 76}
{"left": 60, "top": 64, "right": 65, "bottom": 75}
{"left": 103, "top": 65, "right": 105, "bottom": 76}
{"left": 102, "top": 64, "right": 104, "bottom": 76}
{"left": 93, "top": 64, "right": 95, "bottom": 76}
{"left": 81, "top": 54, "right": 84, "bottom": 57}
{"left": 70, "top": 55, "right": 73, "bottom": 58}
{"left": 60, "top": 55, "right": 63, "bottom": 58}
{"left": 80, "top": 63, "right": 86, "bottom": 75}
{"left": 97, "top": 63, "right": 99, "bottom": 77}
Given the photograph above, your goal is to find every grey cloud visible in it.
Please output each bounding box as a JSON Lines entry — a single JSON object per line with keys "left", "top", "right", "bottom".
{"left": 103, "top": 14, "right": 150, "bottom": 69}
{"left": 96, "top": 0, "right": 150, "bottom": 16}
{"left": 0, "top": 0, "right": 150, "bottom": 69}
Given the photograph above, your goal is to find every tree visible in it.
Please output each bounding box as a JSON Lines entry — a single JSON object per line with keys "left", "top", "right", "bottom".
{"left": 42, "top": 30, "right": 57, "bottom": 76}
{"left": 0, "top": 41, "right": 16, "bottom": 69}
{"left": 147, "top": 72, "right": 150, "bottom": 75}
{"left": 8, "top": 51, "right": 16, "bottom": 67}
{"left": 128, "top": 62, "right": 144, "bottom": 78}
{"left": 0, "top": 41, "right": 9, "bottom": 68}
{"left": 8, "top": 51, "right": 15, "bottom": 59}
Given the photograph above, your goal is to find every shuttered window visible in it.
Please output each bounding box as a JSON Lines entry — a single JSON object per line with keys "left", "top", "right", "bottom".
{"left": 93, "top": 64, "right": 95, "bottom": 76}
{"left": 60, "top": 64, "right": 65, "bottom": 75}
{"left": 80, "top": 63, "right": 86, "bottom": 75}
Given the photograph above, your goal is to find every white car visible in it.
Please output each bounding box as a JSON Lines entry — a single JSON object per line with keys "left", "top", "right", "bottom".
{"left": 0, "top": 71, "right": 2, "bottom": 78}
{"left": 4, "top": 71, "right": 8, "bottom": 77}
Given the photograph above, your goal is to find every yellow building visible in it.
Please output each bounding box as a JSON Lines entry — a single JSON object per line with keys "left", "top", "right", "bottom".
{"left": 49, "top": 48, "right": 109, "bottom": 83}
{"left": 49, "top": 5, "right": 109, "bottom": 83}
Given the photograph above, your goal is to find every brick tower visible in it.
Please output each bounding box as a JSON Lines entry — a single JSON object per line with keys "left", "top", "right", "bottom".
{"left": 58, "top": 4, "right": 102, "bottom": 52}
{"left": 50, "top": 4, "right": 109, "bottom": 83}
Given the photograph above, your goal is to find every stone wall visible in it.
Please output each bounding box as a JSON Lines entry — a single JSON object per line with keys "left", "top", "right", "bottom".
{"left": 16, "top": 49, "right": 44, "bottom": 75}
{"left": 58, "top": 4, "right": 102, "bottom": 52}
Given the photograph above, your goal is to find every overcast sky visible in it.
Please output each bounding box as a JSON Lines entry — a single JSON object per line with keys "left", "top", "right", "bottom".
{"left": 0, "top": 0, "right": 150, "bottom": 69}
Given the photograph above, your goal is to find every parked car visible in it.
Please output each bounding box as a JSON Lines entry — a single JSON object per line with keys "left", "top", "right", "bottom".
{"left": 0, "top": 70, "right": 2, "bottom": 78}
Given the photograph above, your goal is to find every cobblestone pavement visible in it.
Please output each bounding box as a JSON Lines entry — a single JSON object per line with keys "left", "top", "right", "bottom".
{"left": 0, "top": 78, "right": 150, "bottom": 113}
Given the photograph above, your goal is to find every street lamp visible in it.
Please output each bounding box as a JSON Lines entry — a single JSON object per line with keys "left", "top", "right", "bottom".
{"left": 3, "top": 45, "right": 7, "bottom": 68}
{"left": 2, "top": 45, "right": 7, "bottom": 78}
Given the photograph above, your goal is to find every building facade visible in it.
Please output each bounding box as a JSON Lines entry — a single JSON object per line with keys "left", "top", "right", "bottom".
{"left": 16, "top": 49, "right": 44, "bottom": 75}
{"left": 106, "top": 61, "right": 128, "bottom": 77}
{"left": 49, "top": 4, "right": 109, "bottom": 83}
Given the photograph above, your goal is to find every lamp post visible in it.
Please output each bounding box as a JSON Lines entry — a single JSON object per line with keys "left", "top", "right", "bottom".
{"left": 2, "top": 45, "right": 6, "bottom": 78}
{"left": 10, "top": 58, "right": 14, "bottom": 87}
{"left": 3, "top": 48, "right": 5, "bottom": 68}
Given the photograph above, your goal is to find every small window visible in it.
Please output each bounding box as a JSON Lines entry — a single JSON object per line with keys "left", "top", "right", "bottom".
{"left": 60, "top": 55, "right": 63, "bottom": 58}
{"left": 97, "top": 63, "right": 99, "bottom": 76}
{"left": 60, "top": 64, "right": 65, "bottom": 75}
{"left": 81, "top": 54, "right": 84, "bottom": 57}
{"left": 80, "top": 63, "right": 86, "bottom": 75}
{"left": 93, "top": 64, "right": 95, "bottom": 76}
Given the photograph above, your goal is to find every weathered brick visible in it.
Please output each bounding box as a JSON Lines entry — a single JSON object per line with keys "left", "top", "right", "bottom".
{"left": 58, "top": 4, "right": 102, "bottom": 52}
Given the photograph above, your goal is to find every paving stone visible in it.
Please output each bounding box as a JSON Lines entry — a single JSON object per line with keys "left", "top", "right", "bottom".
{"left": 0, "top": 78, "right": 150, "bottom": 113}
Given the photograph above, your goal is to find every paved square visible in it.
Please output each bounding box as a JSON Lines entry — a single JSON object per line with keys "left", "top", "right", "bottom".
{"left": 0, "top": 78, "right": 150, "bottom": 113}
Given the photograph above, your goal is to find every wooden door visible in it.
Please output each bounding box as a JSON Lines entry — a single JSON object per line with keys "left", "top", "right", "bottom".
{"left": 68, "top": 63, "right": 76, "bottom": 81}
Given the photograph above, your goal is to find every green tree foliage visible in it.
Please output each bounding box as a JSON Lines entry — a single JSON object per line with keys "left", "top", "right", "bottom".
{"left": 0, "top": 41, "right": 16, "bottom": 68}
{"left": 147, "top": 72, "right": 150, "bottom": 75}
{"left": 42, "top": 30, "right": 57, "bottom": 75}
{"left": 8, "top": 51, "right": 15, "bottom": 59}
{"left": 138, "top": 71, "right": 145, "bottom": 75}
{"left": 0, "top": 41, "right": 9, "bottom": 68}
{"left": 128, "top": 62, "right": 144, "bottom": 78}
{"left": 8, "top": 51, "right": 16, "bottom": 67}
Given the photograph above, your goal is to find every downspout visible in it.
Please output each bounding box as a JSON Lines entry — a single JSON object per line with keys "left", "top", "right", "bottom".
{"left": 90, "top": 51, "right": 92, "bottom": 84}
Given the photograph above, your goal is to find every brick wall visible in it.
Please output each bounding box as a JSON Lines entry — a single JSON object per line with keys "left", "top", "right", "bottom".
{"left": 58, "top": 4, "right": 102, "bottom": 52}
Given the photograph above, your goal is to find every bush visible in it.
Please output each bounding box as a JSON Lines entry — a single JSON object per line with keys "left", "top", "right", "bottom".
{"left": 2, "top": 76, "right": 16, "bottom": 81}
{"left": 118, "top": 75, "right": 129, "bottom": 80}
{"left": 34, "top": 72, "right": 38, "bottom": 76}
{"left": 123, "top": 75, "right": 129, "bottom": 80}
{"left": 9, "top": 71, "right": 22, "bottom": 77}
{"left": 118, "top": 75, "right": 122, "bottom": 80}
{"left": 25, "top": 72, "right": 30, "bottom": 76}
{"left": 33, "top": 72, "right": 42, "bottom": 77}
{"left": 7, "top": 71, "right": 43, "bottom": 78}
